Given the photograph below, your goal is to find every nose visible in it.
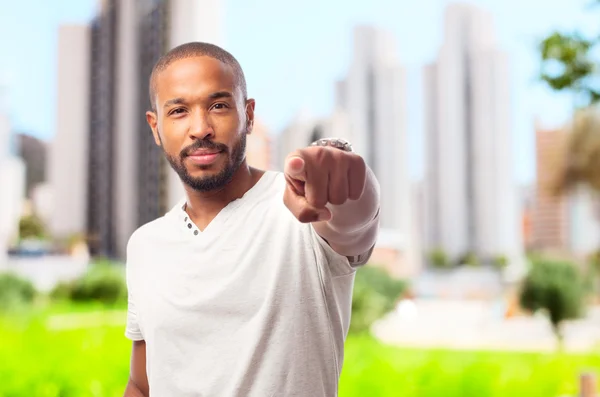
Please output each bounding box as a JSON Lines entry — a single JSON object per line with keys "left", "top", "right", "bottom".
{"left": 188, "top": 108, "right": 215, "bottom": 140}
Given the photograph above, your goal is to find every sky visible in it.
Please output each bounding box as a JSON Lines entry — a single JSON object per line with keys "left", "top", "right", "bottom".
{"left": 0, "top": 0, "right": 597, "bottom": 183}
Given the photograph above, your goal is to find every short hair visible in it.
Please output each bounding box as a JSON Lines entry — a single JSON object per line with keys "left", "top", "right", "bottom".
{"left": 149, "top": 42, "right": 247, "bottom": 111}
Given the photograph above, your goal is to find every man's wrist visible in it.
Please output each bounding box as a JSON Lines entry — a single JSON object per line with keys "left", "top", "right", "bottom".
{"left": 310, "top": 137, "right": 354, "bottom": 153}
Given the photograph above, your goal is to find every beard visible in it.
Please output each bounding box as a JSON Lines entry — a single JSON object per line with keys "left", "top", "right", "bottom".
{"left": 162, "top": 131, "right": 247, "bottom": 193}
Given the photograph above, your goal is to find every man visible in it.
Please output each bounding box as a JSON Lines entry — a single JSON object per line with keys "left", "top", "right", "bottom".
{"left": 124, "top": 42, "right": 380, "bottom": 397}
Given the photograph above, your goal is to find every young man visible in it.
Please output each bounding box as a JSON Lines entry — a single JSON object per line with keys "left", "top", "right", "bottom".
{"left": 124, "top": 42, "right": 380, "bottom": 397}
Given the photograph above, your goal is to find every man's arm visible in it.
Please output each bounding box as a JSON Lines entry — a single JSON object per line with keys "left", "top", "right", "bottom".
{"left": 283, "top": 146, "right": 380, "bottom": 260}
{"left": 312, "top": 166, "right": 380, "bottom": 258}
{"left": 124, "top": 340, "right": 149, "bottom": 397}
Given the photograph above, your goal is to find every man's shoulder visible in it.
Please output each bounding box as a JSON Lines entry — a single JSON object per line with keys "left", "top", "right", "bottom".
{"left": 127, "top": 216, "right": 171, "bottom": 253}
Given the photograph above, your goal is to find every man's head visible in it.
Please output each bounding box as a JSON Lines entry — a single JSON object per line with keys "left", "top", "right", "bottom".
{"left": 146, "top": 42, "right": 255, "bottom": 193}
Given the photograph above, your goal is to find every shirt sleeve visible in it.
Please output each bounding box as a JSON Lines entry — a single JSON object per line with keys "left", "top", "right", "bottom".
{"left": 124, "top": 235, "right": 144, "bottom": 341}
{"left": 125, "top": 292, "right": 144, "bottom": 341}
{"left": 309, "top": 225, "right": 356, "bottom": 278}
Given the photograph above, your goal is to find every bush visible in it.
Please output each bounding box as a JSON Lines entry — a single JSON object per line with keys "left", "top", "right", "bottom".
{"left": 428, "top": 248, "right": 450, "bottom": 269}
{"left": 457, "top": 251, "right": 480, "bottom": 267}
{"left": 51, "top": 263, "right": 127, "bottom": 306}
{"left": 492, "top": 255, "right": 508, "bottom": 270}
{"left": 350, "top": 266, "right": 407, "bottom": 334}
{"left": 0, "top": 272, "right": 36, "bottom": 312}
{"left": 519, "top": 259, "right": 586, "bottom": 347}
{"left": 18, "top": 214, "right": 47, "bottom": 240}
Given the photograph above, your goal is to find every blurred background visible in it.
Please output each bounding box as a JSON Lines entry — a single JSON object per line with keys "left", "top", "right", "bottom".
{"left": 1, "top": 0, "right": 600, "bottom": 396}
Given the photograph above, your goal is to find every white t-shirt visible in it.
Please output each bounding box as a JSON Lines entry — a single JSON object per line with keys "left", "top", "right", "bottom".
{"left": 125, "top": 171, "right": 361, "bottom": 396}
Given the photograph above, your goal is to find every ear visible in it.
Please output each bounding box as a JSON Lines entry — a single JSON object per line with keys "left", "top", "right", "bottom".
{"left": 146, "top": 111, "right": 161, "bottom": 146}
{"left": 245, "top": 98, "right": 256, "bottom": 135}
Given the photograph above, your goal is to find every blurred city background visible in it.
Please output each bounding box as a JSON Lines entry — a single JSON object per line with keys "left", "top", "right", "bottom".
{"left": 1, "top": 0, "right": 600, "bottom": 396}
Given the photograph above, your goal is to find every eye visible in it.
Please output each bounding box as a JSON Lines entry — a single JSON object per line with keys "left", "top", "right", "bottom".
{"left": 212, "top": 103, "right": 229, "bottom": 111}
{"left": 169, "top": 107, "right": 186, "bottom": 116}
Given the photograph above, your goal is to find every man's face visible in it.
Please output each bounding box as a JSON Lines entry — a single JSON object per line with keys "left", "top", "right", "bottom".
{"left": 146, "top": 56, "right": 254, "bottom": 192}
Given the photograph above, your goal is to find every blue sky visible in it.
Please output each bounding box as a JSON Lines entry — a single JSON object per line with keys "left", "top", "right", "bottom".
{"left": 0, "top": 0, "right": 597, "bottom": 183}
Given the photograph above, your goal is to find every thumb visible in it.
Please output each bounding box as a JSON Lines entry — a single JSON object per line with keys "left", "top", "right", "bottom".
{"left": 284, "top": 155, "right": 306, "bottom": 181}
{"left": 283, "top": 186, "right": 332, "bottom": 223}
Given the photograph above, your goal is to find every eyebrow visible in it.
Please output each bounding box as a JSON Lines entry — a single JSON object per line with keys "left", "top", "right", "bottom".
{"left": 208, "top": 91, "right": 233, "bottom": 100}
{"left": 163, "top": 98, "right": 186, "bottom": 109}
{"left": 163, "top": 91, "right": 234, "bottom": 109}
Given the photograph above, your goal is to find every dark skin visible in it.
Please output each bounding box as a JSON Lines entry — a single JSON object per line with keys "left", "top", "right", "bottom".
{"left": 125, "top": 55, "right": 367, "bottom": 396}
{"left": 146, "top": 55, "right": 260, "bottom": 231}
{"left": 127, "top": 56, "right": 259, "bottom": 396}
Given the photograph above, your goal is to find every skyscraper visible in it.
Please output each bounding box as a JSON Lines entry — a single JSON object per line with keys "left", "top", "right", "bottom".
{"left": 276, "top": 109, "right": 355, "bottom": 172}
{"left": 531, "top": 122, "right": 600, "bottom": 256}
{"left": 84, "top": 0, "right": 223, "bottom": 258}
{"left": 424, "top": 4, "right": 523, "bottom": 264}
{"left": 246, "top": 119, "right": 273, "bottom": 170}
{"left": 16, "top": 133, "right": 47, "bottom": 198}
{"left": 50, "top": 24, "right": 90, "bottom": 242}
{"left": 531, "top": 123, "right": 569, "bottom": 251}
{"left": 87, "top": 2, "right": 118, "bottom": 257}
{"left": 336, "top": 25, "right": 411, "bottom": 237}
{"left": 0, "top": 109, "right": 26, "bottom": 266}
{"left": 164, "top": 0, "right": 224, "bottom": 210}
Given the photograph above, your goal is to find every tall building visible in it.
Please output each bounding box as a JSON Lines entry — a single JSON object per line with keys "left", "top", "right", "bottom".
{"left": 16, "top": 134, "right": 47, "bottom": 198}
{"left": 49, "top": 24, "right": 90, "bottom": 241}
{"left": 423, "top": 4, "right": 523, "bottom": 264}
{"left": 568, "top": 187, "right": 600, "bottom": 255}
{"left": 531, "top": 123, "right": 569, "bottom": 251}
{"left": 136, "top": 0, "right": 170, "bottom": 235}
{"left": 0, "top": 110, "right": 26, "bottom": 266}
{"left": 164, "top": 0, "right": 224, "bottom": 210}
{"left": 531, "top": 122, "right": 600, "bottom": 256}
{"left": 87, "top": 3, "right": 118, "bottom": 257}
{"left": 75, "top": 0, "right": 223, "bottom": 259}
{"left": 336, "top": 26, "right": 410, "bottom": 235}
{"left": 276, "top": 109, "right": 355, "bottom": 171}
{"left": 0, "top": 106, "right": 9, "bottom": 159}
{"left": 246, "top": 119, "right": 273, "bottom": 170}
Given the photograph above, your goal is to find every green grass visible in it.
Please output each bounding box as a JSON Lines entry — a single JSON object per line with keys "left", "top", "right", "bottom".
{"left": 0, "top": 306, "right": 130, "bottom": 397}
{"left": 0, "top": 305, "right": 599, "bottom": 397}
{"left": 340, "top": 335, "right": 600, "bottom": 397}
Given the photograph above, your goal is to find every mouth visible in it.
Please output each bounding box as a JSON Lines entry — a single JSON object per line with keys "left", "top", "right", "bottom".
{"left": 186, "top": 150, "right": 223, "bottom": 166}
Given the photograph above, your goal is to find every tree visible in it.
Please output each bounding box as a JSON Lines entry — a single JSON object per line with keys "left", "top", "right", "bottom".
{"left": 492, "top": 254, "right": 508, "bottom": 270}
{"left": 427, "top": 248, "right": 450, "bottom": 269}
{"left": 538, "top": 1, "right": 600, "bottom": 108}
{"left": 519, "top": 259, "right": 586, "bottom": 349}
{"left": 538, "top": 2, "right": 600, "bottom": 194}
{"left": 456, "top": 251, "right": 480, "bottom": 267}
{"left": 18, "top": 214, "right": 47, "bottom": 240}
{"left": 350, "top": 266, "right": 408, "bottom": 334}
{"left": 539, "top": 5, "right": 600, "bottom": 300}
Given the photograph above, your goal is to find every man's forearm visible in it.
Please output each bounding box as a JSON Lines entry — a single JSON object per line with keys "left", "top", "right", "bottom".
{"left": 313, "top": 166, "right": 380, "bottom": 256}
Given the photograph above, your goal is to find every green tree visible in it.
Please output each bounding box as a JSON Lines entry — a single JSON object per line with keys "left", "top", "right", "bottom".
{"left": 539, "top": 3, "right": 600, "bottom": 299}
{"left": 427, "top": 248, "right": 450, "bottom": 269}
{"left": 18, "top": 214, "right": 47, "bottom": 240}
{"left": 492, "top": 254, "right": 509, "bottom": 270}
{"left": 519, "top": 259, "right": 586, "bottom": 349}
{"left": 538, "top": 0, "right": 600, "bottom": 107}
{"left": 350, "top": 266, "right": 408, "bottom": 334}
{"left": 538, "top": 2, "right": 600, "bottom": 195}
{"left": 456, "top": 251, "right": 480, "bottom": 267}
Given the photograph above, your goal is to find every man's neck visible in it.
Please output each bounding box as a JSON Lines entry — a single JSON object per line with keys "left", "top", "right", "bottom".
{"left": 183, "top": 162, "right": 264, "bottom": 231}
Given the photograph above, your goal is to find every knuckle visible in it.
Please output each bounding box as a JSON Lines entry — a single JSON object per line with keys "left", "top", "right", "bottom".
{"left": 312, "top": 196, "right": 328, "bottom": 208}
{"left": 330, "top": 195, "right": 346, "bottom": 205}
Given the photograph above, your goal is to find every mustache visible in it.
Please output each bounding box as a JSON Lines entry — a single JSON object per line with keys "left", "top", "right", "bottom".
{"left": 180, "top": 139, "right": 229, "bottom": 159}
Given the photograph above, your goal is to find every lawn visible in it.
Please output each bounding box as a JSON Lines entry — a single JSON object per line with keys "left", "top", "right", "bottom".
{"left": 1, "top": 305, "right": 599, "bottom": 397}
